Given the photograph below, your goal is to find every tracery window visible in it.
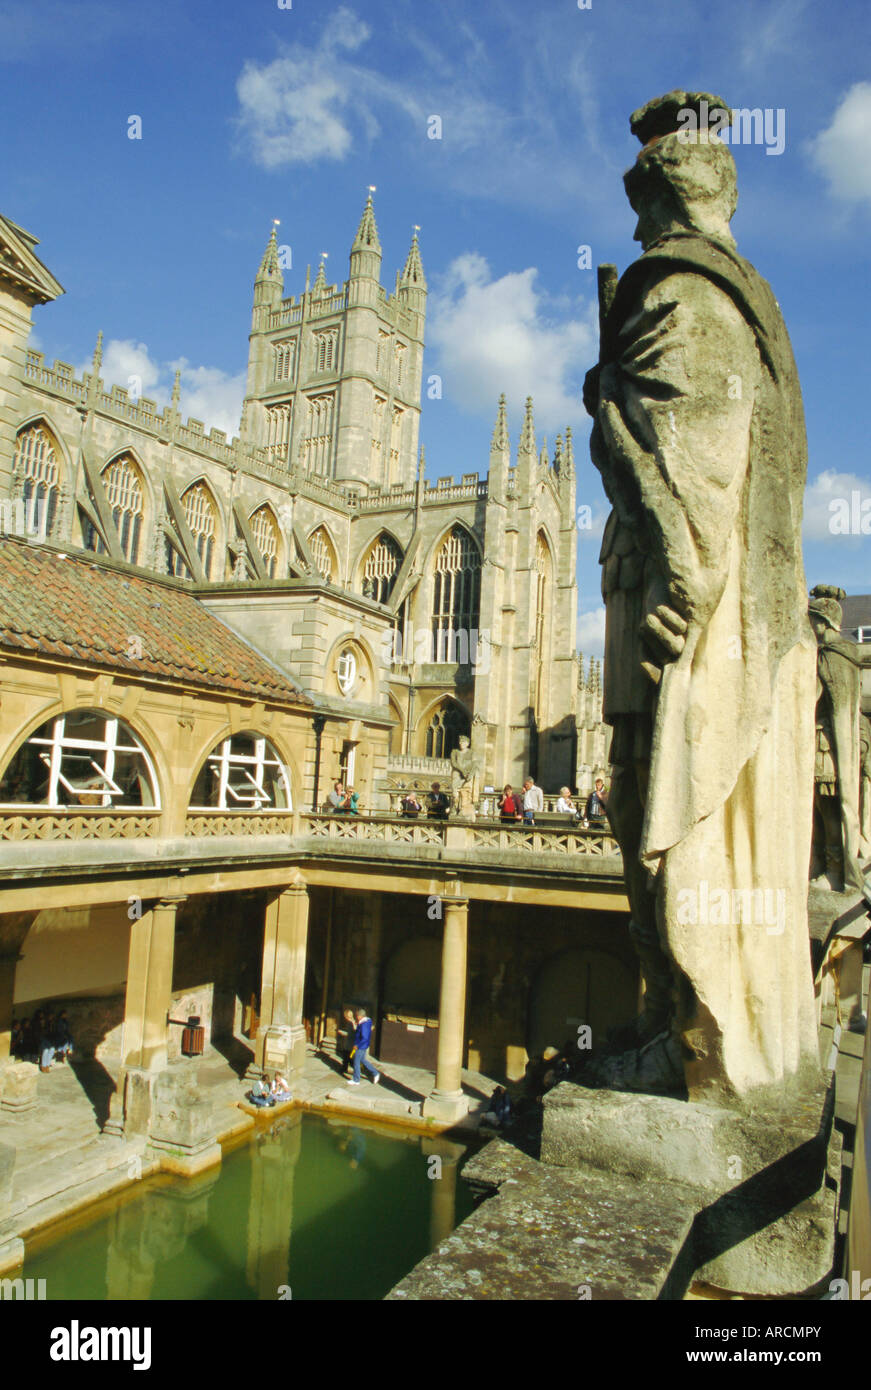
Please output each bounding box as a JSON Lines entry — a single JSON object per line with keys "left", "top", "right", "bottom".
{"left": 363, "top": 532, "right": 403, "bottom": 604}
{"left": 273, "top": 339, "right": 296, "bottom": 381}
{"left": 394, "top": 341, "right": 406, "bottom": 386}
{"left": 314, "top": 329, "right": 338, "bottom": 374}
{"left": 249, "top": 506, "right": 281, "bottom": 578}
{"left": 431, "top": 526, "right": 481, "bottom": 663}
{"left": 168, "top": 482, "right": 218, "bottom": 581}
{"left": 265, "top": 402, "right": 292, "bottom": 464}
{"left": 424, "top": 701, "right": 470, "bottom": 760}
{"left": 189, "top": 733, "right": 291, "bottom": 811}
{"left": 308, "top": 526, "right": 336, "bottom": 582}
{"left": 533, "top": 533, "right": 553, "bottom": 720}
{"left": 301, "top": 392, "right": 335, "bottom": 476}
{"left": 0, "top": 711, "right": 159, "bottom": 808}
{"left": 14, "top": 423, "right": 60, "bottom": 538}
{"left": 85, "top": 454, "right": 145, "bottom": 564}
{"left": 376, "top": 331, "right": 390, "bottom": 374}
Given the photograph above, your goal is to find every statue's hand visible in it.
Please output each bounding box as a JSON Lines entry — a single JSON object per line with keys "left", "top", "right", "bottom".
{"left": 640, "top": 604, "right": 687, "bottom": 663}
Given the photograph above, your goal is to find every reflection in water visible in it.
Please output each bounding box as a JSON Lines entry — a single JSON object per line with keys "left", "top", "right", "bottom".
{"left": 24, "top": 1114, "right": 477, "bottom": 1301}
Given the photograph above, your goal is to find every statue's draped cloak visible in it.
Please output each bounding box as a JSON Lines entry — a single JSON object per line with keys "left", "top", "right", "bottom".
{"left": 591, "top": 232, "right": 818, "bottom": 1097}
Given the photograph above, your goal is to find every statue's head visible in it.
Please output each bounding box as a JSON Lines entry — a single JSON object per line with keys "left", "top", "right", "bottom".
{"left": 624, "top": 91, "right": 738, "bottom": 251}
{"left": 458, "top": 735, "right": 470, "bottom": 748}
{"left": 809, "top": 585, "right": 845, "bottom": 639}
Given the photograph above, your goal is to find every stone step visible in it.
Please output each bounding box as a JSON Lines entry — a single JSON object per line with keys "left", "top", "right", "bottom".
{"left": 12, "top": 1136, "right": 136, "bottom": 1213}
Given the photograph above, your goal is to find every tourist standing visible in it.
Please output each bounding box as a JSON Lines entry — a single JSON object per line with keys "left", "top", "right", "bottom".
{"left": 346, "top": 1007, "right": 380, "bottom": 1086}
{"left": 327, "top": 780, "right": 345, "bottom": 813}
{"left": 522, "top": 777, "right": 543, "bottom": 825}
{"left": 585, "top": 778, "right": 609, "bottom": 825}
{"left": 556, "top": 787, "right": 577, "bottom": 816}
{"left": 427, "top": 782, "right": 450, "bottom": 819}
{"left": 498, "top": 785, "right": 523, "bottom": 823}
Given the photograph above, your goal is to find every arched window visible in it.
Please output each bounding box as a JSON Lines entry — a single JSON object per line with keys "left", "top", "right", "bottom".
{"left": 308, "top": 526, "right": 336, "bottom": 582}
{"left": 249, "top": 506, "right": 281, "bottom": 578}
{"left": 431, "top": 526, "right": 481, "bottom": 663}
{"left": 189, "top": 733, "right": 292, "bottom": 811}
{"left": 14, "top": 423, "right": 60, "bottom": 538}
{"left": 336, "top": 648, "right": 357, "bottom": 695}
{"left": 169, "top": 482, "right": 218, "bottom": 580}
{"left": 84, "top": 454, "right": 145, "bottom": 564}
{"left": 425, "top": 701, "right": 470, "bottom": 760}
{"left": 363, "top": 532, "right": 403, "bottom": 604}
{"left": 0, "top": 710, "right": 159, "bottom": 808}
{"left": 534, "top": 533, "right": 552, "bottom": 719}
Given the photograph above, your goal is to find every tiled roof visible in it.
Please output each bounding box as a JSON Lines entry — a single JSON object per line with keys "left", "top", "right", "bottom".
{"left": 0, "top": 538, "right": 311, "bottom": 706}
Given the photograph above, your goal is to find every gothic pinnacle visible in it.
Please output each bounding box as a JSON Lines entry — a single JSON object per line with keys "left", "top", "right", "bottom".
{"left": 400, "top": 225, "right": 426, "bottom": 290}
{"left": 256, "top": 220, "right": 281, "bottom": 282}
{"left": 352, "top": 186, "right": 381, "bottom": 252}
{"left": 520, "top": 396, "right": 536, "bottom": 455}
{"left": 491, "top": 393, "right": 509, "bottom": 452}
{"left": 313, "top": 253, "right": 328, "bottom": 295}
{"left": 91, "top": 329, "right": 103, "bottom": 376}
{"left": 171, "top": 368, "right": 181, "bottom": 413}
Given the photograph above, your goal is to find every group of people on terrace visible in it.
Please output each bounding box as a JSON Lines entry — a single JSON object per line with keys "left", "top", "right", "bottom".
{"left": 398, "top": 775, "right": 609, "bottom": 827}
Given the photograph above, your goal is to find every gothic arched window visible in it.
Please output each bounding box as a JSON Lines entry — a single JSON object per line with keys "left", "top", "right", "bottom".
{"left": 250, "top": 506, "right": 281, "bottom": 578}
{"left": 424, "top": 700, "right": 470, "bottom": 760}
{"left": 533, "top": 533, "right": 553, "bottom": 720}
{"left": 84, "top": 454, "right": 145, "bottom": 564}
{"left": 169, "top": 482, "right": 218, "bottom": 581}
{"left": 308, "top": 526, "right": 336, "bottom": 582}
{"left": 14, "top": 423, "right": 60, "bottom": 538}
{"left": 431, "top": 526, "right": 481, "bottom": 663}
{"left": 363, "top": 532, "right": 403, "bottom": 604}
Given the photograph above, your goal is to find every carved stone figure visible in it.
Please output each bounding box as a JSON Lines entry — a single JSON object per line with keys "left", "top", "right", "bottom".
{"left": 860, "top": 714, "right": 871, "bottom": 859}
{"left": 449, "top": 735, "right": 480, "bottom": 818}
{"left": 583, "top": 91, "right": 819, "bottom": 1103}
{"left": 809, "top": 585, "right": 868, "bottom": 891}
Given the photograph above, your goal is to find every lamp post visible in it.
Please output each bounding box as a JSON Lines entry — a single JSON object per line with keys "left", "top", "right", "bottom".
{"left": 311, "top": 713, "right": 326, "bottom": 812}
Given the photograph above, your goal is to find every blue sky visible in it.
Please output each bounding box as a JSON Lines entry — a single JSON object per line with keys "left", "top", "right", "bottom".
{"left": 1, "top": 0, "right": 869, "bottom": 653}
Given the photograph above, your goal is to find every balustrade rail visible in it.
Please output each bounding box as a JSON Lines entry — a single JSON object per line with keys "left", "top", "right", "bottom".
{"left": 0, "top": 810, "right": 162, "bottom": 841}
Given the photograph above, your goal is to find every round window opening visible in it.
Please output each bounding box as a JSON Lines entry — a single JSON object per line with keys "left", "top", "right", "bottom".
{"left": 337, "top": 648, "right": 357, "bottom": 695}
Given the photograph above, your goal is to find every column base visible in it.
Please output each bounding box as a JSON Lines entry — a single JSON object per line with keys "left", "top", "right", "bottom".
{"left": 0, "top": 1061, "right": 39, "bottom": 1113}
{"left": 256, "top": 1024, "right": 307, "bottom": 1081}
{"left": 423, "top": 1090, "right": 469, "bottom": 1123}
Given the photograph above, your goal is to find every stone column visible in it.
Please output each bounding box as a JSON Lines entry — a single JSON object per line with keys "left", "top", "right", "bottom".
{"left": 113, "top": 896, "right": 184, "bottom": 1138}
{"left": 423, "top": 897, "right": 469, "bottom": 1122}
{"left": 0, "top": 952, "right": 18, "bottom": 1067}
{"left": 254, "top": 882, "right": 309, "bottom": 1080}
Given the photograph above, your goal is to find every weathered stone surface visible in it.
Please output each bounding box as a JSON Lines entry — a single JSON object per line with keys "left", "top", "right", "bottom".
{"left": 541, "top": 1081, "right": 837, "bottom": 1295}
{"left": 0, "top": 1061, "right": 38, "bottom": 1112}
{"left": 387, "top": 1141, "right": 696, "bottom": 1301}
{"left": 147, "top": 1067, "right": 218, "bottom": 1156}
{"left": 0, "top": 1141, "right": 15, "bottom": 1208}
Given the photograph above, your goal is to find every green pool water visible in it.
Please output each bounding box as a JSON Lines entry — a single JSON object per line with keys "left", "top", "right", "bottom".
{"left": 22, "top": 1113, "right": 478, "bottom": 1301}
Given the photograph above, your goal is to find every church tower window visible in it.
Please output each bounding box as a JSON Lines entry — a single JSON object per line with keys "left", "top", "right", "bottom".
{"left": 431, "top": 526, "right": 481, "bottom": 663}
{"left": 302, "top": 392, "right": 335, "bottom": 476}
{"left": 273, "top": 339, "right": 296, "bottom": 381}
{"left": 265, "top": 402, "right": 292, "bottom": 464}
{"left": 314, "top": 329, "right": 338, "bottom": 374}
{"left": 425, "top": 700, "right": 470, "bottom": 760}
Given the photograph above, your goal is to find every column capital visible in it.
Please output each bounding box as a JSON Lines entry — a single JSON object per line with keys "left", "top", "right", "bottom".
{"left": 440, "top": 895, "right": 469, "bottom": 910}
{"left": 278, "top": 879, "right": 308, "bottom": 897}
{"left": 155, "top": 895, "right": 188, "bottom": 910}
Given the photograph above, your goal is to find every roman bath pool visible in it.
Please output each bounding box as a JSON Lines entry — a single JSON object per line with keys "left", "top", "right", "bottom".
{"left": 20, "top": 1113, "right": 478, "bottom": 1301}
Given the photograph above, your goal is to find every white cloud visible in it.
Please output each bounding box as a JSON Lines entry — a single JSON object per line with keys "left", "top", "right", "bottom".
{"left": 235, "top": 6, "right": 420, "bottom": 169}
{"left": 576, "top": 606, "right": 605, "bottom": 658}
{"left": 807, "top": 83, "right": 871, "bottom": 205}
{"left": 803, "top": 468, "right": 871, "bottom": 541}
{"left": 428, "top": 253, "right": 596, "bottom": 432}
{"left": 79, "top": 339, "right": 245, "bottom": 439}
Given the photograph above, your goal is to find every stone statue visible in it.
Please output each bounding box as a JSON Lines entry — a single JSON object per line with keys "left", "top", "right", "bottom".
{"left": 809, "top": 585, "right": 868, "bottom": 891}
{"left": 860, "top": 714, "right": 871, "bottom": 858}
{"left": 449, "top": 735, "right": 480, "bottom": 819}
{"left": 583, "top": 91, "right": 819, "bottom": 1103}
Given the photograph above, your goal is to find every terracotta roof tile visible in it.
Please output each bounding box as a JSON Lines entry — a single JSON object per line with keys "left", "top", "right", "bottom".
{"left": 0, "top": 539, "right": 311, "bottom": 707}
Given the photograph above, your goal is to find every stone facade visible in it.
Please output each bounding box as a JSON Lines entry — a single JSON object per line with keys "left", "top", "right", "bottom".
{"left": 0, "top": 198, "right": 585, "bottom": 796}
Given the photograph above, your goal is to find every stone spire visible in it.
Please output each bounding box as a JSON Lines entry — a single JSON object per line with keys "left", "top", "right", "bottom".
{"left": 352, "top": 187, "right": 381, "bottom": 253}
{"left": 400, "top": 226, "right": 426, "bottom": 291}
{"left": 564, "top": 425, "right": 575, "bottom": 475}
{"left": 539, "top": 436, "right": 549, "bottom": 469}
{"left": 519, "top": 397, "right": 536, "bottom": 456}
{"left": 91, "top": 329, "right": 103, "bottom": 378}
{"left": 171, "top": 368, "right": 182, "bottom": 414}
{"left": 491, "top": 393, "right": 509, "bottom": 452}
{"left": 254, "top": 221, "right": 283, "bottom": 307}
{"left": 313, "top": 253, "right": 328, "bottom": 296}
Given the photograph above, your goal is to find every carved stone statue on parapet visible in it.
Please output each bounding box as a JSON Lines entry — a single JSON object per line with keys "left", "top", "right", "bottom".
{"left": 582, "top": 90, "right": 820, "bottom": 1104}
{"left": 450, "top": 735, "right": 480, "bottom": 819}
{"left": 809, "top": 585, "right": 870, "bottom": 892}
